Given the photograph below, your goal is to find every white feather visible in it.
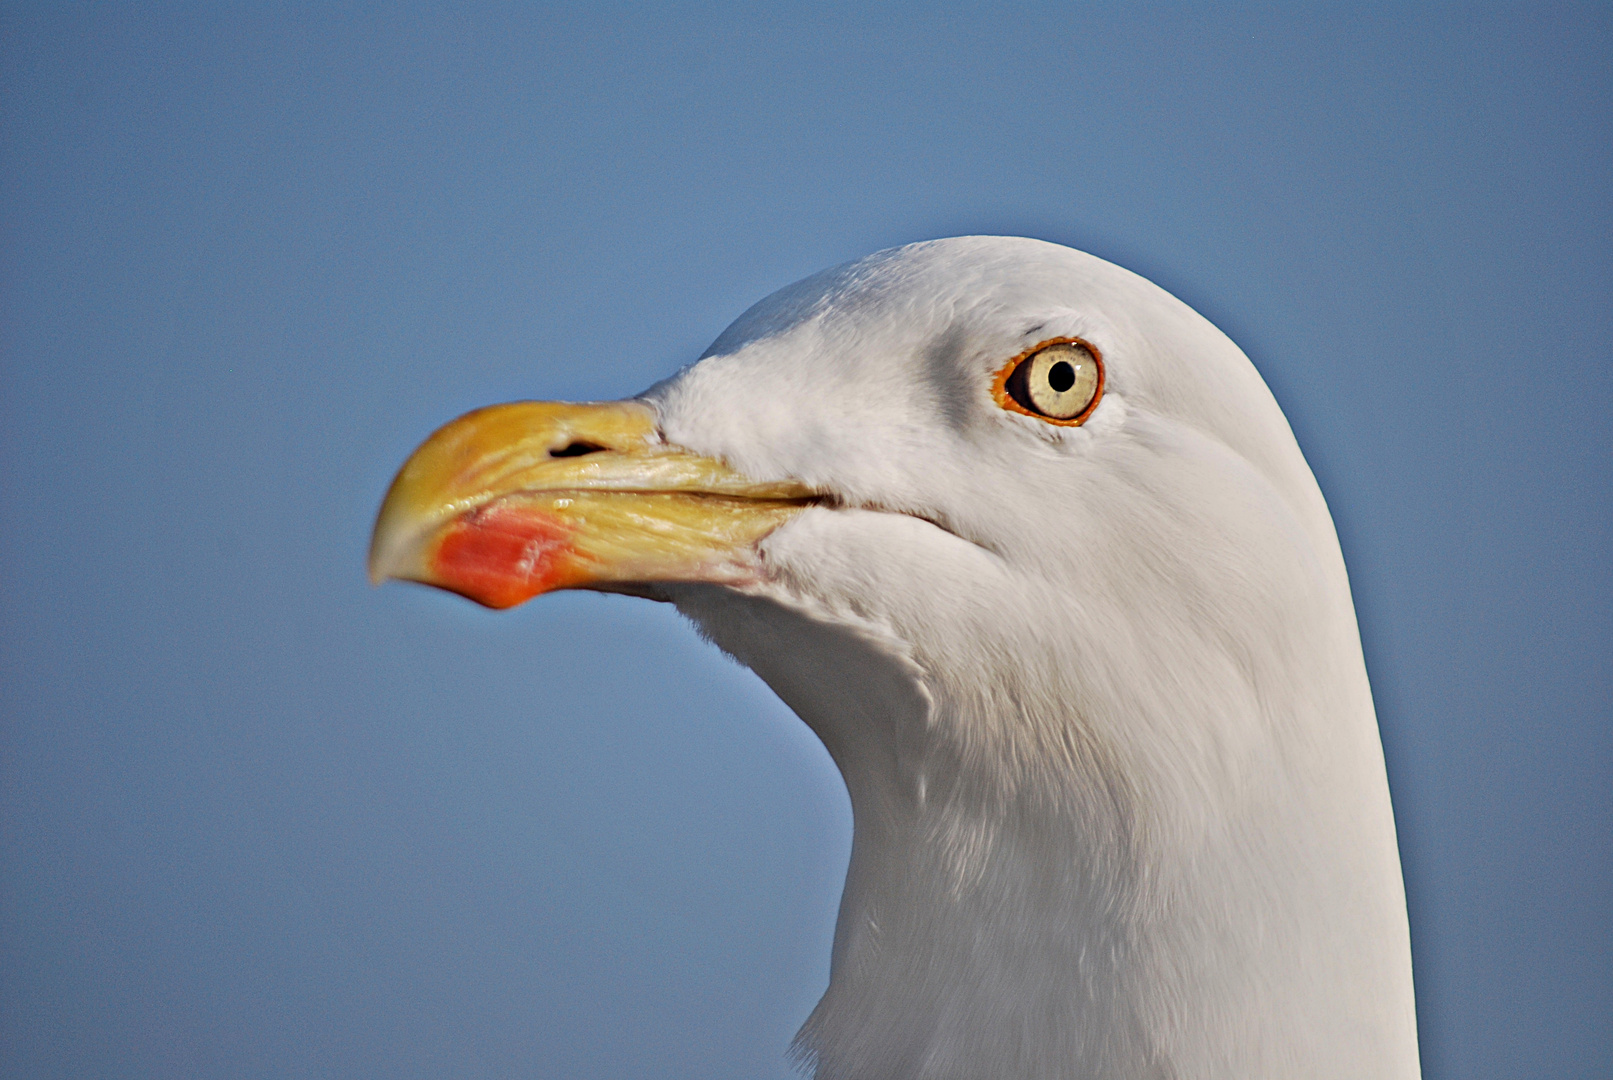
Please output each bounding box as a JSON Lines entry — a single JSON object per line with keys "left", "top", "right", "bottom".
{"left": 646, "top": 237, "right": 1419, "bottom": 1079}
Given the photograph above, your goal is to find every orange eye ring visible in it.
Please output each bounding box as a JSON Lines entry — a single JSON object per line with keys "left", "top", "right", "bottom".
{"left": 992, "top": 336, "right": 1105, "bottom": 426}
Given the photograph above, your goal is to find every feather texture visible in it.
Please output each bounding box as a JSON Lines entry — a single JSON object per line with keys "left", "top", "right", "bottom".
{"left": 644, "top": 238, "right": 1420, "bottom": 1079}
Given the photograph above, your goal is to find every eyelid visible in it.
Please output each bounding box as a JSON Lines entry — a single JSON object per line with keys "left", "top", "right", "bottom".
{"left": 991, "top": 336, "right": 1105, "bottom": 426}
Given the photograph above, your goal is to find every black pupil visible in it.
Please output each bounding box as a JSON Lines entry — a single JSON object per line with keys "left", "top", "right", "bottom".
{"left": 1047, "top": 360, "right": 1076, "bottom": 393}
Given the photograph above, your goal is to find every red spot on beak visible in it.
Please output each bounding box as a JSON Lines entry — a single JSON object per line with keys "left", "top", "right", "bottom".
{"left": 429, "top": 502, "right": 588, "bottom": 609}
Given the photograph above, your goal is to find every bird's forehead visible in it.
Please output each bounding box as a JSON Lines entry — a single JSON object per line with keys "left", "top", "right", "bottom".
{"left": 701, "top": 238, "right": 1112, "bottom": 360}
{"left": 651, "top": 240, "right": 1124, "bottom": 420}
{"left": 640, "top": 238, "right": 1146, "bottom": 489}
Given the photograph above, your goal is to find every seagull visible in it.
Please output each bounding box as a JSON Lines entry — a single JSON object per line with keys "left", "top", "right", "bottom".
{"left": 369, "top": 237, "right": 1421, "bottom": 1079}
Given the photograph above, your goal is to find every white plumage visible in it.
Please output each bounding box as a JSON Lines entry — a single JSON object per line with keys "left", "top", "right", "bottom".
{"left": 376, "top": 236, "right": 1421, "bottom": 1079}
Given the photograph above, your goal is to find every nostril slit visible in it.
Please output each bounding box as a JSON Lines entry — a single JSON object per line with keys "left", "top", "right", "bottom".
{"left": 550, "top": 441, "right": 606, "bottom": 458}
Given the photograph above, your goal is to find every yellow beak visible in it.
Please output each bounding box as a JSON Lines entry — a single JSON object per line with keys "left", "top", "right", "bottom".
{"left": 368, "top": 400, "right": 816, "bottom": 609}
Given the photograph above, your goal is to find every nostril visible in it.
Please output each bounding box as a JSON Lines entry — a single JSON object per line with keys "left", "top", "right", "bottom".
{"left": 550, "top": 441, "right": 606, "bottom": 458}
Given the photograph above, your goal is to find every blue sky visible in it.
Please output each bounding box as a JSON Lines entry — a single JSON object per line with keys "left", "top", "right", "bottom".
{"left": 2, "top": 4, "right": 1608, "bottom": 1078}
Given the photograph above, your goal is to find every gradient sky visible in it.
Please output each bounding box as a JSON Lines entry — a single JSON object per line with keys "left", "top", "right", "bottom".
{"left": 2, "top": 5, "right": 1608, "bottom": 1078}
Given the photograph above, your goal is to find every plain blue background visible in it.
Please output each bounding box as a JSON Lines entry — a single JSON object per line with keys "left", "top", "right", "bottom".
{"left": 2, "top": 4, "right": 1608, "bottom": 1078}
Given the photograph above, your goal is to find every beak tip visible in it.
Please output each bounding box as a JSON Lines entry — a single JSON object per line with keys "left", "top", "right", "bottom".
{"left": 366, "top": 518, "right": 418, "bottom": 589}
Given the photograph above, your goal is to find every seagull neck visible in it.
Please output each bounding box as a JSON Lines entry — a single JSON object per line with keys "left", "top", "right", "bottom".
{"left": 670, "top": 583, "right": 1419, "bottom": 1079}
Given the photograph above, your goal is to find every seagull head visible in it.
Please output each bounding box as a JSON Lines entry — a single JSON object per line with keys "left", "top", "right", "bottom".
{"left": 369, "top": 236, "right": 1420, "bottom": 1079}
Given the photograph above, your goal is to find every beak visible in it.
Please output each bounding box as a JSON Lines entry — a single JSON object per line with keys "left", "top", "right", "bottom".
{"left": 368, "top": 400, "right": 816, "bottom": 609}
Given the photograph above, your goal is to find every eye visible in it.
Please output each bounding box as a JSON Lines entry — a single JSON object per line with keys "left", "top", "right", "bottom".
{"left": 994, "top": 338, "right": 1104, "bottom": 424}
